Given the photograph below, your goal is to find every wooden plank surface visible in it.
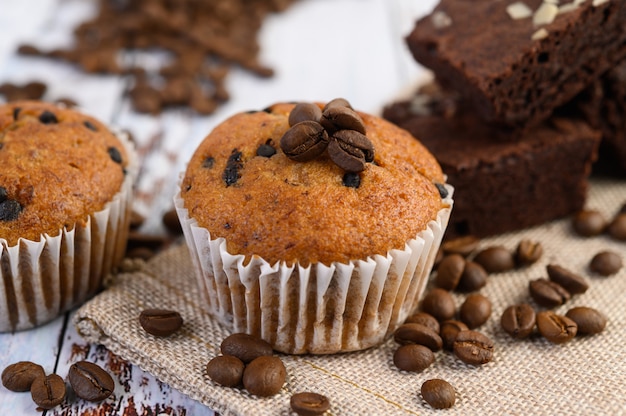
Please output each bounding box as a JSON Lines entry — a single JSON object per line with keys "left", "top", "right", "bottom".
{"left": 0, "top": 0, "right": 436, "bottom": 414}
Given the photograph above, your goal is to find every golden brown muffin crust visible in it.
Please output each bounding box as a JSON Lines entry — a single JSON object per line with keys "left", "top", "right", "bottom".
{"left": 0, "top": 101, "right": 129, "bottom": 246}
{"left": 182, "top": 102, "right": 447, "bottom": 266}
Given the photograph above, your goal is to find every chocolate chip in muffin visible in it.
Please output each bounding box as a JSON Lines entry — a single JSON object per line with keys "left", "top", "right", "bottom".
{"left": 202, "top": 156, "right": 215, "bottom": 169}
{"left": 223, "top": 149, "right": 243, "bottom": 187}
{"left": 435, "top": 182, "right": 448, "bottom": 198}
{"left": 256, "top": 141, "right": 276, "bottom": 158}
{"left": 0, "top": 187, "right": 7, "bottom": 201}
{"left": 0, "top": 199, "right": 23, "bottom": 222}
{"left": 342, "top": 172, "right": 361, "bottom": 188}
{"left": 83, "top": 120, "right": 98, "bottom": 131}
{"left": 38, "top": 110, "right": 58, "bottom": 124}
{"left": 12, "top": 107, "right": 20, "bottom": 121}
{"left": 107, "top": 146, "right": 123, "bottom": 164}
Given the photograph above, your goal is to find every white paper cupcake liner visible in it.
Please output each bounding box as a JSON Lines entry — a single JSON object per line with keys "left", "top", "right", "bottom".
{"left": 0, "top": 130, "right": 137, "bottom": 332}
{"left": 175, "top": 184, "right": 453, "bottom": 354}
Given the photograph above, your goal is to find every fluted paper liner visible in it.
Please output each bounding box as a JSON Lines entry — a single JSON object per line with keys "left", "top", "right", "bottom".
{"left": 0, "top": 131, "right": 137, "bottom": 332}
{"left": 174, "top": 184, "right": 452, "bottom": 354}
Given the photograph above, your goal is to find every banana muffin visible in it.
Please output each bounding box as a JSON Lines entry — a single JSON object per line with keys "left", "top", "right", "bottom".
{"left": 176, "top": 99, "right": 453, "bottom": 354}
{"left": 0, "top": 100, "right": 136, "bottom": 331}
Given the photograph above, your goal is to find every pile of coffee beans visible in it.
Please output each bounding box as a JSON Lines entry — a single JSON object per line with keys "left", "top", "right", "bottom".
{"left": 16, "top": 0, "right": 298, "bottom": 115}
{"left": 2, "top": 360, "right": 114, "bottom": 410}
{"left": 206, "top": 333, "right": 287, "bottom": 397}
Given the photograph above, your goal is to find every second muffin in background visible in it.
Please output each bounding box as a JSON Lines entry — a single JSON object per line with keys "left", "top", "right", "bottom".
{"left": 175, "top": 99, "right": 452, "bottom": 354}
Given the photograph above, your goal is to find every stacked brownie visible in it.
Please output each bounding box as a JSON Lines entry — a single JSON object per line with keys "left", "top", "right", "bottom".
{"left": 384, "top": 0, "right": 626, "bottom": 239}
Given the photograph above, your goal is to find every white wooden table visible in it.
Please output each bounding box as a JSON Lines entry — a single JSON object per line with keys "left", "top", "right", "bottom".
{"left": 0, "top": 0, "right": 436, "bottom": 414}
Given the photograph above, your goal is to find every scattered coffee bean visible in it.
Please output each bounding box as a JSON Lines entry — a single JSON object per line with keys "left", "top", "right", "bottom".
{"left": 434, "top": 254, "right": 465, "bottom": 291}
{"left": 607, "top": 213, "right": 626, "bottom": 241}
{"left": 529, "top": 278, "right": 571, "bottom": 308}
{"left": 500, "top": 304, "right": 536, "bottom": 339}
{"left": 68, "top": 361, "right": 114, "bottom": 402}
{"left": 404, "top": 312, "right": 440, "bottom": 333}
{"left": 220, "top": 333, "right": 273, "bottom": 364}
{"left": 223, "top": 149, "right": 243, "bottom": 186}
{"left": 441, "top": 235, "right": 479, "bottom": 257}
{"left": 459, "top": 293, "right": 492, "bottom": 329}
{"left": 457, "top": 261, "right": 488, "bottom": 292}
{"left": 280, "top": 121, "right": 329, "bottom": 162}
{"left": 421, "top": 288, "right": 456, "bottom": 321}
{"left": 139, "top": 309, "right": 183, "bottom": 337}
{"left": 565, "top": 307, "right": 607, "bottom": 335}
{"left": 162, "top": 208, "right": 182, "bottom": 235}
{"left": 439, "top": 320, "right": 468, "bottom": 351}
{"left": 320, "top": 105, "right": 366, "bottom": 135}
{"left": 453, "top": 330, "right": 494, "bottom": 365}
{"left": 473, "top": 246, "right": 515, "bottom": 273}
{"left": 393, "top": 323, "right": 443, "bottom": 351}
{"left": 290, "top": 392, "right": 331, "bottom": 416}
{"left": 536, "top": 311, "right": 577, "bottom": 344}
{"left": 546, "top": 264, "right": 589, "bottom": 294}
{"left": 421, "top": 378, "right": 456, "bottom": 409}
{"left": 589, "top": 251, "right": 623, "bottom": 276}
{"left": 242, "top": 356, "right": 286, "bottom": 397}
{"left": 30, "top": 373, "right": 65, "bottom": 410}
{"left": 515, "top": 239, "right": 543, "bottom": 266}
{"left": 1, "top": 361, "right": 45, "bottom": 392}
{"left": 393, "top": 344, "right": 435, "bottom": 372}
{"left": 206, "top": 355, "right": 245, "bottom": 388}
{"left": 572, "top": 210, "right": 606, "bottom": 237}
{"left": 288, "top": 102, "right": 322, "bottom": 126}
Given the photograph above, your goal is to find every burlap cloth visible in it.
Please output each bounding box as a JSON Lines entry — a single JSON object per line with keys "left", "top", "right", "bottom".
{"left": 75, "top": 177, "right": 626, "bottom": 416}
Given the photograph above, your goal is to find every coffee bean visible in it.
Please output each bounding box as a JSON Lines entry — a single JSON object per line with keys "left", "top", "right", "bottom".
{"left": 280, "top": 121, "right": 329, "bottom": 162}
{"left": 289, "top": 102, "right": 322, "bottom": 126}
{"left": 536, "top": 311, "right": 577, "bottom": 344}
{"left": 529, "top": 278, "right": 571, "bottom": 308}
{"left": 589, "top": 251, "right": 623, "bottom": 276}
{"left": 572, "top": 210, "right": 606, "bottom": 236}
{"left": 404, "top": 312, "right": 440, "bottom": 333}
{"left": 421, "top": 288, "right": 456, "bottom": 321}
{"left": 441, "top": 235, "right": 479, "bottom": 257}
{"left": 500, "top": 304, "right": 536, "bottom": 339}
{"left": 434, "top": 254, "right": 465, "bottom": 291}
{"left": 30, "top": 374, "right": 66, "bottom": 410}
{"left": 456, "top": 261, "right": 488, "bottom": 292}
{"left": 68, "top": 361, "right": 114, "bottom": 402}
{"left": 320, "top": 106, "right": 366, "bottom": 135}
{"left": 223, "top": 149, "right": 243, "bottom": 186}
{"left": 393, "top": 323, "right": 443, "bottom": 351}
{"left": 459, "top": 293, "right": 492, "bottom": 329}
{"left": 421, "top": 379, "right": 456, "bottom": 409}
{"left": 393, "top": 344, "right": 435, "bottom": 372}
{"left": 453, "top": 330, "right": 494, "bottom": 365}
{"left": 1, "top": 361, "right": 45, "bottom": 392}
{"left": 129, "top": 210, "right": 145, "bottom": 230}
{"left": 342, "top": 172, "right": 361, "bottom": 188}
{"left": 139, "top": 309, "right": 183, "bottom": 337}
{"left": 546, "top": 264, "right": 589, "bottom": 294}
{"left": 439, "top": 320, "right": 468, "bottom": 351}
{"left": 565, "top": 307, "right": 607, "bottom": 335}
{"left": 107, "top": 146, "right": 123, "bottom": 164}
{"left": 323, "top": 98, "right": 352, "bottom": 111}
{"left": 515, "top": 239, "right": 543, "bottom": 266}
{"left": 162, "top": 208, "right": 182, "bottom": 235}
{"left": 206, "top": 355, "right": 244, "bottom": 387}
{"left": 220, "top": 333, "right": 273, "bottom": 363}
{"left": 328, "top": 130, "right": 374, "bottom": 172}
{"left": 0, "top": 199, "right": 23, "bottom": 222}
{"left": 290, "top": 392, "right": 331, "bottom": 416}
{"left": 242, "top": 356, "right": 286, "bottom": 397}
{"left": 607, "top": 213, "right": 626, "bottom": 241}
{"left": 473, "top": 246, "right": 515, "bottom": 273}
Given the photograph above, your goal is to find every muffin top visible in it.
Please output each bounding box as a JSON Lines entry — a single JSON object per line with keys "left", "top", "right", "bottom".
{"left": 181, "top": 101, "right": 448, "bottom": 266}
{"left": 0, "top": 101, "right": 130, "bottom": 246}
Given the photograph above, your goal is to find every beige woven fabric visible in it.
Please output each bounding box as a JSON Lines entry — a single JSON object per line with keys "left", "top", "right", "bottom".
{"left": 75, "top": 178, "right": 626, "bottom": 416}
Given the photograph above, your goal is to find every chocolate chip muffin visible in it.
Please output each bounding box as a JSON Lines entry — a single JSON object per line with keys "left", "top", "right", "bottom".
{"left": 0, "top": 101, "right": 136, "bottom": 331}
{"left": 176, "top": 100, "right": 452, "bottom": 354}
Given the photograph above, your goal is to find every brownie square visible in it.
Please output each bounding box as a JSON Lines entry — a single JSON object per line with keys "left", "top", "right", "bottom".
{"left": 406, "top": 0, "right": 626, "bottom": 129}
{"left": 383, "top": 84, "right": 601, "bottom": 239}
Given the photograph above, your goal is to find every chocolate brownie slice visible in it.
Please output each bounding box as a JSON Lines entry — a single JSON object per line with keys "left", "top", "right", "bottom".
{"left": 406, "top": 0, "right": 626, "bottom": 128}
{"left": 558, "top": 60, "right": 626, "bottom": 175}
{"left": 383, "top": 84, "right": 601, "bottom": 239}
